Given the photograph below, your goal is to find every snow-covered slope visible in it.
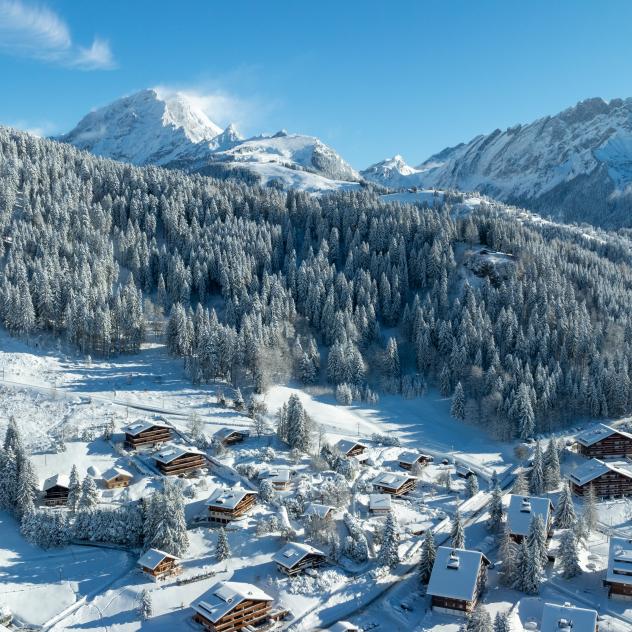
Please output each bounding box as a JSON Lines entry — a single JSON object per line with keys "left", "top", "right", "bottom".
{"left": 360, "top": 154, "right": 426, "bottom": 189}
{"left": 411, "top": 97, "right": 632, "bottom": 226}
{"left": 60, "top": 89, "right": 360, "bottom": 192}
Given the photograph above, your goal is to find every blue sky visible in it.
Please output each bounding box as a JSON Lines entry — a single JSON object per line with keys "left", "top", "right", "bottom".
{"left": 1, "top": 0, "right": 631, "bottom": 167}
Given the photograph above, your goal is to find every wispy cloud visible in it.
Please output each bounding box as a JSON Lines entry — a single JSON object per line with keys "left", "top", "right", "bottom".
{"left": 5, "top": 118, "right": 58, "bottom": 137}
{"left": 0, "top": 0, "right": 115, "bottom": 70}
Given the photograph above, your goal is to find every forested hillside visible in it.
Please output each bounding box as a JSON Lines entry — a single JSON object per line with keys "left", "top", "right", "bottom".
{"left": 2, "top": 126, "right": 632, "bottom": 439}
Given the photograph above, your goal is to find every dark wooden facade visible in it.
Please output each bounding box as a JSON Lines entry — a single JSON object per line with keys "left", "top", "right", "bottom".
{"left": 43, "top": 484, "right": 69, "bottom": 507}
{"left": 156, "top": 452, "right": 206, "bottom": 476}
{"left": 277, "top": 552, "right": 326, "bottom": 576}
{"left": 605, "top": 579, "right": 632, "bottom": 600}
{"left": 125, "top": 425, "right": 172, "bottom": 449}
{"left": 193, "top": 598, "right": 272, "bottom": 631}
{"left": 578, "top": 432, "right": 632, "bottom": 458}
{"left": 207, "top": 493, "right": 257, "bottom": 524}
{"left": 373, "top": 477, "right": 416, "bottom": 496}
{"left": 399, "top": 454, "right": 432, "bottom": 470}
{"left": 140, "top": 556, "right": 180, "bottom": 579}
{"left": 571, "top": 469, "right": 632, "bottom": 498}
{"left": 431, "top": 561, "right": 488, "bottom": 616}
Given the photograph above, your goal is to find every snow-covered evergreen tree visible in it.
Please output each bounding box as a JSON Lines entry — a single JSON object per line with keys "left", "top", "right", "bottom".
{"left": 582, "top": 485, "right": 598, "bottom": 532}
{"left": 515, "top": 538, "right": 540, "bottom": 595}
{"left": 143, "top": 481, "right": 189, "bottom": 556}
{"left": 488, "top": 482, "right": 504, "bottom": 532}
{"left": 511, "top": 470, "right": 529, "bottom": 496}
{"left": 529, "top": 441, "right": 545, "bottom": 496}
{"left": 466, "top": 474, "right": 479, "bottom": 498}
{"left": 78, "top": 475, "right": 99, "bottom": 511}
{"left": 378, "top": 511, "right": 400, "bottom": 568}
{"left": 554, "top": 482, "right": 577, "bottom": 529}
{"left": 465, "top": 604, "right": 493, "bottom": 632}
{"left": 527, "top": 514, "right": 549, "bottom": 568}
{"left": 419, "top": 528, "right": 436, "bottom": 584}
{"left": 138, "top": 589, "right": 152, "bottom": 620}
{"left": 493, "top": 611, "right": 511, "bottom": 632}
{"left": 544, "top": 438, "right": 561, "bottom": 490}
{"left": 558, "top": 528, "right": 581, "bottom": 578}
{"left": 215, "top": 528, "right": 231, "bottom": 562}
{"left": 450, "top": 509, "right": 465, "bottom": 549}
{"left": 451, "top": 382, "right": 465, "bottom": 420}
{"left": 498, "top": 523, "right": 517, "bottom": 587}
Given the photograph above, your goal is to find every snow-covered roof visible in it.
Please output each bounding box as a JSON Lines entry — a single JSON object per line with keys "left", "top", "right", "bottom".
{"left": 327, "top": 622, "right": 360, "bottom": 632}
{"left": 606, "top": 537, "right": 632, "bottom": 586}
{"left": 575, "top": 423, "right": 632, "bottom": 446}
{"left": 260, "top": 467, "right": 291, "bottom": 483}
{"left": 426, "top": 547, "right": 490, "bottom": 602}
{"left": 369, "top": 493, "right": 392, "bottom": 511}
{"left": 304, "top": 502, "right": 334, "bottom": 519}
{"left": 213, "top": 427, "right": 249, "bottom": 441}
{"left": 154, "top": 445, "right": 204, "bottom": 465}
{"left": 137, "top": 548, "right": 178, "bottom": 570}
{"left": 540, "top": 602, "right": 597, "bottom": 632}
{"left": 399, "top": 451, "right": 430, "bottom": 465}
{"left": 336, "top": 439, "right": 367, "bottom": 455}
{"left": 101, "top": 467, "right": 133, "bottom": 482}
{"left": 42, "top": 473, "right": 70, "bottom": 491}
{"left": 372, "top": 471, "right": 414, "bottom": 490}
{"left": 272, "top": 542, "right": 325, "bottom": 569}
{"left": 192, "top": 581, "right": 273, "bottom": 623}
{"left": 506, "top": 494, "right": 552, "bottom": 537}
{"left": 569, "top": 458, "right": 632, "bottom": 486}
{"left": 123, "top": 419, "right": 171, "bottom": 436}
{"left": 206, "top": 487, "right": 256, "bottom": 510}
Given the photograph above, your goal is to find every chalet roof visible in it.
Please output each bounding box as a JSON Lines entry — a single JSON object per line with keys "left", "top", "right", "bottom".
{"left": 569, "top": 458, "right": 632, "bottom": 486}
{"left": 304, "top": 502, "right": 334, "bottom": 519}
{"left": 101, "top": 467, "right": 133, "bottom": 482}
{"left": 369, "top": 493, "right": 392, "bottom": 511}
{"left": 192, "top": 581, "right": 273, "bottom": 624}
{"left": 206, "top": 487, "right": 256, "bottom": 510}
{"left": 42, "top": 473, "right": 70, "bottom": 491}
{"left": 272, "top": 541, "right": 325, "bottom": 569}
{"left": 260, "top": 467, "right": 291, "bottom": 483}
{"left": 336, "top": 439, "right": 368, "bottom": 455}
{"left": 153, "top": 445, "right": 204, "bottom": 465}
{"left": 137, "top": 548, "right": 178, "bottom": 570}
{"left": 427, "top": 547, "right": 490, "bottom": 602}
{"left": 456, "top": 464, "right": 475, "bottom": 477}
{"left": 575, "top": 423, "right": 632, "bottom": 447}
{"left": 506, "top": 494, "right": 553, "bottom": 537}
{"left": 123, "top": 419, "right": 171, "bottom": 437}
{"left": 213, "top": 427, "right": 249, "bottom": 441}
{"left": 372, "top": 471, "right": 414, "bottom": 490}
{"left": 399, "top": 451, "right": 430, "bottom": 465}
{"left": 606, "top": 537, "right": 632, "bottom": 586}
{"left": 540, "top": 602, "right": 597, "bottom": 632}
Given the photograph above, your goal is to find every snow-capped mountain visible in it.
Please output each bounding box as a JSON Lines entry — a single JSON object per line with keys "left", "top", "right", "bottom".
{"left": 407, "top": 97, "right": 632, "bottom": 226}
{"left": 360, "top": 155, "right": 426, "bottom": 189}
{"left": 59, "top": 89, "right": 361, "bottom": 193}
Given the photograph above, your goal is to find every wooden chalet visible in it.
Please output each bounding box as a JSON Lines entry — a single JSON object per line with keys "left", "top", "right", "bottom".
{"left": 398, "top": 451, "right": 432, "bottom": 470}
{"left": 575, "top": 424, "right": 632, "bottom": 459}
{"left": 336, "top": 439, "right": 368, "bottom": 459}
{"left": 137, "top": 548, "right": 180, "bottom": 579}
{"left": 42, "top": 474, "right": 70, "bottom": 507}
{"left": 206, "top": 488, "right": 257, "bottom": 524}
{"left": 154, "top": 445, "right": 206, "bottom": 476}
{"left": 213, "top": 427, "right": 249, "bottom": 446}
{"left": 369, "top": 493, "right": 392, "bottom": 514}
{"left": 455, "top": 465, "right": 475, "bottom": 479}
{"left": 123, "top": 419, "right": 172, "bottom": 449}
{"left": 605, "top": 537, "right": 632, "bottom": 600}
{"left": 101, "top": 467, "right": 133, "bottom": 489}
{"left": 506, "top": 494, "right": 554, "bottom": 543}
{"left": 260, "top": 467, "right": 291, "bottom": 491}
{"left": 371, "top": 471, "right": 416, "bottom": 496}
{"left": 426, "top": 547, "right": 491, "bottom": 617}
{"left": 192, "top": 581, "right": 287, "bottom": 631}
{"left": 272, "top": 542, "right": 326, "bottom": 576}
{"left": 569, "top": 459, "right": 632, "bottom": 498}
{"left": 540, "top": 602, "right": 598, "bottom": 632}
{"left": 303, "top": 502, "right": 334, "bottom": 521}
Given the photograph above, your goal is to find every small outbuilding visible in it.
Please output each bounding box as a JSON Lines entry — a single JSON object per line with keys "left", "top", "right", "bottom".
{"left": 540, "top": 602, "right": 597, "bottom": 632}
{"left": 398, "top": 451, "right": 432, "bottom": 470}
{"left": 336, "top": 439, "right": 368, "bottom": 459}
{"left": 42, "top": 474, "right": 70, "bottom": 507}
{"left": 213, "top": 427, "right": 249, "bottom": 446}
{"left": 260, "top": 467, "right": 292, "bottom": 491}
{"left": 101, "top": 467, "right": 133, "bottom": 489}
{"left": 426, "top": 547, "right": 491, "bottom": 617}
{"left": 369, "top": 493, "right": 392, "bottom": 514}
{"left": 506, "top": 494, "right": 554, "bottom": 543}
{"left": 123, "top": 420, "right": 172, "bottom": 449}
{"left": 206, "top": 488, "right": 258, "bottom": 524}
{"left": 273, "top": 542, "right": 326, "bottom": 576}
{"left": 154, "top": 445, "right": 206, "bottom": 476}
{"left": 137, "top": 548, "right": 180, "bottom": 579}
{"left": 371, "top": 471, "right": 416, "bottom": 496}
{"left": 604, "top": 537, "right": 632, "bottom": 599}
{"left": 303, "top": 503, "right": 335, "bottom": 521}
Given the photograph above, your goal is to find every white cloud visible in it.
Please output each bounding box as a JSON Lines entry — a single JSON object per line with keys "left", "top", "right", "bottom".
{"left": 0, "top": 0, "right": 115, "bottom": 70}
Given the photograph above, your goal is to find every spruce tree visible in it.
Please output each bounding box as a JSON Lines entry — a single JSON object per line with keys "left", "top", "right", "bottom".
{"left": 78, "top": 475, "right": 99, "bottom": 511}
{"left": 529, "top": 441, "right": 544, "bottom": 496}
{"left": 138, "top": 588, "right": 152, "bottom": 620}
{"left": 450, "top": 509, "right": 465, "bottom": 549}
{"left": 15, "top": 455, "right": 37, "bottom": 518}
{"left": 379, "top": 511, "right": 400, "bottom": 568}
{"left": 582, "top": 485, "right": 598, "bottom": 532}
{"left": 511, "top": 470, "right": 529, "bottom": 496}
{"left": 527, "top": 514, "right": 549, "bottom": 569}
{"left": 498, "top": 523, "right": 517, "bottom": 587}
{"left": 493, "top": 611, "right": 511, "bottom": 632}
{"left": 215, "top": 528, "right": 231, "bottom": 561}
{"left": 544, "top": 438, "right": 561, "bottom": 490}
{"left": 554, "top": 482, "right": 577, "bottom": 529}
{"left": 419, "top": 528, "right": 436, "bottom": 584}
{"left": 466, "top": 474, "right": 479, "bottom": 498}
{"left": 466, "top": 604, "right": 493, "bottom": 632}
{"left": 488, "top": 483, "right": 504, "bottom": 532}
{"left": 558, "top": 529, "right": 581, "bottom": 579}
{"left": 451, "top": 382, "right": 466, "bottom": 420}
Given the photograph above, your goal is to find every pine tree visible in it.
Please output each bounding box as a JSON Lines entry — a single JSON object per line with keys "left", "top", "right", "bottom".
{"left": 493, "top": 611, "right": 511, "bottom": 632}
{"left": 450, "top": 509, "right": 465, "bottom": 549}
{"left": 78, "top": 475, "right": 99, "bottom": 510}
{"left": 529, "top": 441, "right": 544, "bottom": 496}
{"left": 582, "top": 485, "right": 598, "bottom": 532}
{"left": 451, "top": 382, "right": 465, "bottom": 420}
{"left": 419, "top": 528, "right": 436, "bottom": 584}
{"left": 215, "top": 528, "right": 231, "bottom": 562}
{"left": 544, "top": 438, "right": 561, "bottom": 490}
{"left": 514, "top": 383, "right": 535, "bottom": 439}
{"left": 511, "top": 470, "right": 529, "bottom": 496}
{"left": 466, "top": 474, "right": 479, "bottom": 498}
{"left": 554, "top": 482, "right": 577, "bottom": 529}
{"left": 465, "top": 604, "right": 493, "bottom": 632}
{"left": 516, "top": 538, "right": 540, "bottom": 594}
{"left": 0, "top": 446, "right": 18, "bottom": 511}
{"left": 144, "top": 481, "right": 189, "bottom": 557}
{"left": 558, "top": 529, "right": 581, "bottom": 578}
{"left": 15, "top": 455, "right": 37, "bottom": 518}
{"left": 67, "top": 465, "right": 81, "bottom": 513}
{"left": 527, "top": 514, "right": 549, "bottom": 569}
{"left": 488, "top": 482, "right": 504, "bottom": 532}
{"left": 379, "top": 511, "right": 400, "bottom": 568}
{"left": 138, "top": 588, "right": 153, "bottom": 620}
{"left": 498, "top": 523, "right": 517, "bottom": 587}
